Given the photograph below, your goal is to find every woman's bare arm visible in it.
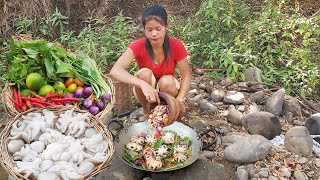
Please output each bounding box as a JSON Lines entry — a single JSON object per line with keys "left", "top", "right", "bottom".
{"left": 176, "top": 58, "right": 191, "bottom": 101}
{"left": 110, "top": 48, "right": 160, "bottom": 103}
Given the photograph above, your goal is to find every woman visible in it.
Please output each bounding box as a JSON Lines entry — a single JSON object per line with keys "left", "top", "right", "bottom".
{"left": 110, "top": 4, "right": 191, "bottom": 118}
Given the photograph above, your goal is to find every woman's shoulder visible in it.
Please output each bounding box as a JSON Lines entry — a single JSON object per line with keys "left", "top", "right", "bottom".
{"left": 130, "top": 38, "right": 145, "bottom": 47}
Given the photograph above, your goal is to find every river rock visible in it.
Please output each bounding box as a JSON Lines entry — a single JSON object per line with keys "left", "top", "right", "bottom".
{"left": 169, "top": 159, "right": 224, "bottom": 180}
{"left": 189, "top": 119, "right": 210, "bottom": 131}
{"left": 284, "top": 126, "right": 313, "bottom": 157}
{"left": 95, "top": 155, "right": 144, "bottom": 180}
{"left": 305, "top": 114, "right": 320, "bottom": 143}
{"left": 224, "top": 91, "right": 245, "bottom": 105}
{"left": 187, "top": 89, "right": 198, "bottom": 98}
{"left": 227, "top": 109, "right": 243, "bottom": 126}
{"left": 198, "top": 99, "right": 218, "bottom": 115}
{"left": 265, "top": 88, "right": 286, "bottom": 115}
{"left": 293, "top": 170, "right": 308, "bottom": 180}
{"left": 224, "top": 135, "right": 272, "bottom": 163}
{"left": 242, "top": 112, "right": 281, "bottom": 140}
{"left": 211, "top": 89, "right": 226, "bottom": 102}
{"left": 244, "top": 67, "right": 262, "bottom": 83}
{"left": 282, "top": 95, "right": 302, "bottom": 117}
{"left": 194, "top": 68, "right": 205, "bottom": 75}
{"left": 250, "top": 91, "right": 265, "bottom": 104}
{"left": 236, "top": 168, "right": 249, "bottom": 180}
{"left": 220, "top": 77, "right": 234, "bottom": 87}
{"left": 249, "top": 105, "right": 260, "bottom": 113}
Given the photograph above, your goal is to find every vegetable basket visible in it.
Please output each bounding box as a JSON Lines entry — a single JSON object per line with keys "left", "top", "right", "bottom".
{"left": 1, "top": 75, "right": 115, "bottom": 123}
{"left": 0, "top": 106, "right": 115, "bottom": 180}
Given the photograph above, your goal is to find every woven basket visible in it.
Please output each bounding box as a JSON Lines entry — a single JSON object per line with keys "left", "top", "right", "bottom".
{"left": 1, "top": 75, "right": 115, "bottom": 123}
{"left": 0, "top": 106, "right": 115, "bottom": 180}
{"left": 111, "top": 79, "right": 133, "bottom": 115}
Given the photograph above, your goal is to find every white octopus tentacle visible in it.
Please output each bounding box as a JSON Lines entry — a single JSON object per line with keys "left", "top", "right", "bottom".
{"left": 156, "top": 145, "right": 168, "bottom": 157}
{"left": 126, "top": 142, "right": 143, "bottom": 151}
{"left": 174, "top": 153, "right": 187, "bottom": 162}
{"left": 174, "top": 145, "right": 187, "bottom": 154}
{"left": 143, "top": 147, "right": 156, "bottom": 157}
{"left": 161, "top": 132, "right": 175, "bottom": 144}
{"left": 145, "top": 134, "right": 157, "bottom": 145}
{"left": 146, "top": 157, "right": 162, "bottom": 170}
{"left": 130, "top": 135, "right": 145, "bottom": 144}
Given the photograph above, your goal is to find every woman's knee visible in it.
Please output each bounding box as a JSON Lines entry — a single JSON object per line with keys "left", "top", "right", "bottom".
{"left": 158, "top": 75, "right": 177, "bottom": 92}
{"left": 137, "top": 69, "right": 153, "bottom": 83}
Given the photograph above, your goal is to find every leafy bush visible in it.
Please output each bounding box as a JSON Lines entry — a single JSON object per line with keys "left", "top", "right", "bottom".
{"left": 63, "top": 12, "right": 138, "bottom": 72}
{"left": 171, "top": 0, "right": 320, "bottom": 98}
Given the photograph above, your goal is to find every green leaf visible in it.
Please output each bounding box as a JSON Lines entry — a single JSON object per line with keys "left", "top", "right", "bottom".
{"left": 6, "top": 50, "right": 19, "bottom": 64}
{"left": 22, "top": 48, "right": 39, "bottom": 59}
{"left": 153, "top": 139, "right": 163, "bottom": 149}
{"left": 56, "top": 62, "right": 72, "bottom": 74}
{"left": 44, "top": 58, "right": 54, "bottom": 78}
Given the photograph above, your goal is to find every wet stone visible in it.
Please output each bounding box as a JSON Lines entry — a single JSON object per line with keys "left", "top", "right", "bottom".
{"left": 95, "top": 156, "right": 144, "bottom": 180}
{"left": 169, "top": 159, "right": 224, "bottom": 180}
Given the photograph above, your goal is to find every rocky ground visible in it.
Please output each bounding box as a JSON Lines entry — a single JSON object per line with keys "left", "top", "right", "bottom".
{"left": 119, "top": 67, "right": 320, "bottom": 180}
{"left": 1, "top": 67, "right": 320, "bottom": 180}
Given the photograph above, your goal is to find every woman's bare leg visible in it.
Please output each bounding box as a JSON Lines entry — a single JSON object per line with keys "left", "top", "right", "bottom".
{"left": 134, "top": 69, "right": 155, "bottom": 117}
{"left": 157, "top": 75, "right": 185, "bottom": 117}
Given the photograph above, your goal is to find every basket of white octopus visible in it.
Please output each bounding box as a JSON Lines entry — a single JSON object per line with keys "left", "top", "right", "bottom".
{"left": 0, "top": 105, "right": 115, "bottom": 180}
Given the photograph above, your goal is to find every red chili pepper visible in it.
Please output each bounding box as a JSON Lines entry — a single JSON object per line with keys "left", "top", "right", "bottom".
{"left": 13, "top": 87, "right": 18, "bottom": 101}
{"left": 36, "top": 101, "right": 56, "bottom": 106}
{"left": 53, "top": 102, "right": 63, "bottom": 105}
{"left": 29, "top": 92, "right": 45, "bottom": 101}
{"left": 46, "top": 93, "right": 63, "bottom": 99}
{"left": 51, "top": 98, "right": 78, "bottom": 102}
{"left": 17, "top": 92, "right": 22, "bottom": 105}
{"left": 31, "top": 102, "right": 45, "bottom": 108}
{"left": 26, "top": 100, "right": 32, "bottom": 109}
{"left": 44, "top": 90, "right": 53, "bottom": 100}
{"left": 21, "top": 103, "right": 27, "bottom": 111}
{"left": 21, "top": 97, "right": 42, "bottom": 102}
{"left": 9, "top": 97, "right": 22, "bottom": 110}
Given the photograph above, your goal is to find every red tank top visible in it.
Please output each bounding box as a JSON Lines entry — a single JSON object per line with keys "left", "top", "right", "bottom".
{"left": 128, "top": 37, "right": 188, "bottom": 80}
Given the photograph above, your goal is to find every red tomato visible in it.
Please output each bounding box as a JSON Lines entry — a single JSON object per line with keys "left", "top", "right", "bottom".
{"left": 64, "top": 77, "right": 75, "bottom": 87}
{"left": 155, "top": 132, "right": 161, "bottom": 139}
{"left": 74, "top": 78, "right": 84, "bottom": 87}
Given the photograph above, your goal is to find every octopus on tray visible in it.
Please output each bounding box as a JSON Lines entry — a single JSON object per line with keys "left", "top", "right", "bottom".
{"left": 130, "top": 135, "right": 145, "bottom": 145}
{"left": 145, "top": 134, "right": 157, "bottom": 145}
{"left": 146, "top": 157, "right": 163, "bottom": 170}
{"left": 156, "top": 145, "right": 168, "bottom": 157}
{"left": 161, "top": 132, "right": 175, "bottom": 144}
{"left": 126, "top": 142, "right": 143, "bottom": 152}
{"left": 174, "top": 153, "right": 187, "bottom": 162}
{"left": 174, "top": 145, "right": 187, "bottom": 154}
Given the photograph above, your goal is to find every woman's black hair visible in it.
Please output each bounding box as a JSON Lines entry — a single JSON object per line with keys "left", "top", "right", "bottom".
{"left": 142, "top": 5, "right": 171, "bottom": 65}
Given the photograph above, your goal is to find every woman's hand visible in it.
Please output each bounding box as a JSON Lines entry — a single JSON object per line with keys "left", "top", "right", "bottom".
{"left": 141, "top": 82, "right": 160, "bottom": 104}
{"left": 176, "top": 98, "right": 186, "bottom": 115}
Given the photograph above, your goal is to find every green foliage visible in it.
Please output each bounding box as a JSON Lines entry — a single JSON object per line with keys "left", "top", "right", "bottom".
{"left": 171, "top": 0, "right": 320, "bottom": 98}
{"left": 62, "top": 12, "right": 138, "bottom": 72}
{"left": 5, "top": 39, "right": 72, "bottom": 90}
{"left": 171, "top": 0, "right": 251, "bottom": 79}
{"left": 0, "top": 40, "right": 10, "bottom": 91}
{"left": 233, "top": 0, "right": 320, "bottom": 96}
